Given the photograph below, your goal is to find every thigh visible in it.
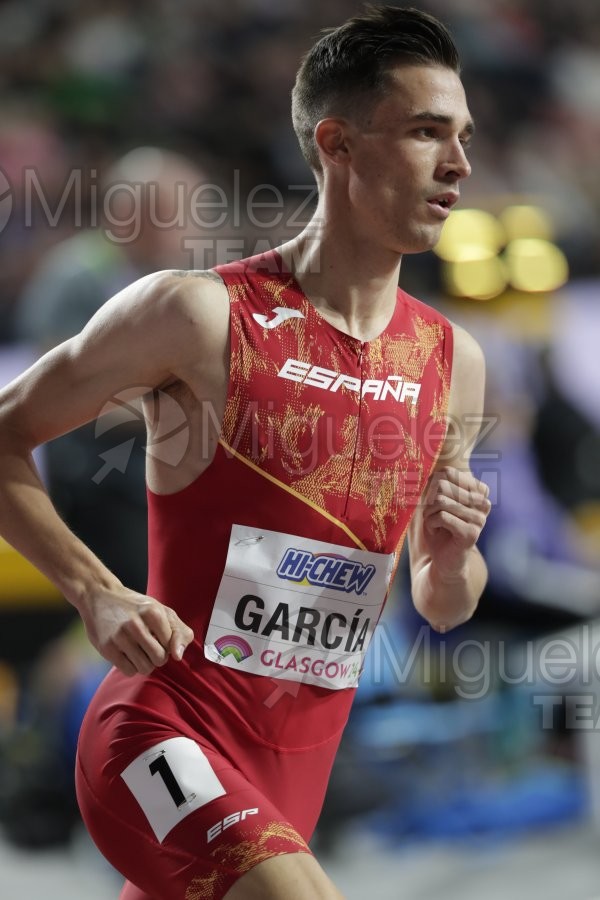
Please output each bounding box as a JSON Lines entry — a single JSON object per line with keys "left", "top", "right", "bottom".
{"left": 76, "top": 735, "right": 313, "bottom": 900}
{"left": 223, "top": 852, "right": 345, "bottom": 900}
{"left": 119, "top": 882, "right": 159, "bottom": 900}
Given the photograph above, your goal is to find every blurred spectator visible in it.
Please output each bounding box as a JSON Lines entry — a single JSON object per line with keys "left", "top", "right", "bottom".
{"left": 469, "top": 320, "right": 600, "bottom": 626}
{"left": 0, "top": 113, "right": 72, "bottom": 340}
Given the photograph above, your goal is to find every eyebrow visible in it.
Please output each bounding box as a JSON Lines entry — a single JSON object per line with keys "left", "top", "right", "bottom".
{"left": 409, "top": 111, "right": 476, "bottom": 136}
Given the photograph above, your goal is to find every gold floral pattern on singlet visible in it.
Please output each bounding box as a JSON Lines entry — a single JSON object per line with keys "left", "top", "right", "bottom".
{"left": 217, "top": 262, "right": 452, "bottom": 555}
{"left": 184, "top": 820, "right": 310, "bottom": 899}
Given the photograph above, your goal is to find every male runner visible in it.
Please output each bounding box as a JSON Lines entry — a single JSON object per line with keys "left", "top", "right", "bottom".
{"left": 0, "top": 7, "right": 491, "bottom": 899}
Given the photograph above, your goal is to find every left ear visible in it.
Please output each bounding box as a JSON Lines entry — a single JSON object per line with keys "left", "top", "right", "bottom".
{"left": 314, "top": 117, "right": 351, "bottom": 169}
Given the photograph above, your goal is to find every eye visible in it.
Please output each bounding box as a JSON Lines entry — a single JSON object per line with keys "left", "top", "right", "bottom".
{"left": 415, "top": 127, "right": 437, "bottom": 139}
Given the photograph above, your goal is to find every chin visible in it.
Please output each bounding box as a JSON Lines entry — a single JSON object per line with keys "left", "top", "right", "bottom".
{"left": 399, "top": 227, "right": 442, "bottom": 255}
{"left": 396, "top": 237, "right": 438, "bottom": 255}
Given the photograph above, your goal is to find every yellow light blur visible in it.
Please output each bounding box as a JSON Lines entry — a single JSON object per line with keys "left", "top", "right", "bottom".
{"left": 504, "top": 239, "right": 569, "bottom": 292}
{"left": 435, "top": 209, "right": 505, "bottom": 262}
{"left": 444, "top": 256, "right": 508, "bottom": 301}
{"left": 499, "top": 205, "right": 554, "bottom": 241}
{"left": 443, "top": 243, "right": 497, "bottom": 263}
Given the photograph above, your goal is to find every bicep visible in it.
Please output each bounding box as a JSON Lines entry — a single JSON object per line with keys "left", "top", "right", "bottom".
{"left": 443, "top": 323, "right": 486, "bottom": 471}
{"left": 407, "top": 324, "right": 486, "bottom": 574}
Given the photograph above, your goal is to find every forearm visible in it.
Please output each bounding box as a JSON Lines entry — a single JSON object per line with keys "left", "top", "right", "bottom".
{"left": 0, "top": 441, "right": 122, "bottom": 611}
{"left": 411, "top": 546, "right": 487, "bottom": 632}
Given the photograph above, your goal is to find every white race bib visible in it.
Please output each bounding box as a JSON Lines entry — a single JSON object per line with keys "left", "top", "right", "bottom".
{"left": 204, "top": 525, "right": 394, "bottom": 690}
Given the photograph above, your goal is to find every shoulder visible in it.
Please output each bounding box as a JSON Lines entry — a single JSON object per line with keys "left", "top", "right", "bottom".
{"left": 128, "top": 268, "right": 229, "bottom": 325}
{"left": 396, "top": 291, "right": 482, "bottom": 372}
{"left": 70, "top": 268, "right": 230, "bottom": 377}
{"left": 397, "top": 288, "right": 452, "bottom": 329}
{"left": 450, "top": 321, "right": 485, "bottom": 377}
{"left": 446, "top": 320, "right": 486, "bottom": 424}
{"left": 130, "top": 269, "right": 231, "bottom": 366}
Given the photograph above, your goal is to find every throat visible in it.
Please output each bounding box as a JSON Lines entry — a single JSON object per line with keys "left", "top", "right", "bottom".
{"left": 310, "top": 296, "right": 398, "bottom": 343}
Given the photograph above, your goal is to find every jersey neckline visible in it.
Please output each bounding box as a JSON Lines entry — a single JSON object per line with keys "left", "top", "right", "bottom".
{"left": 268, "top": 247, "right": 402, "bottom": 349}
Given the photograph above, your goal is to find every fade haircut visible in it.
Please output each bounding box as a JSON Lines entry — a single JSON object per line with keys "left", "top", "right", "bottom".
{"left": 292, "top": 5, "right": 461, "bottom": 173}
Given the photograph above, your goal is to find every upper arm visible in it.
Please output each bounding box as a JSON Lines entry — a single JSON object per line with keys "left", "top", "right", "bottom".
{"left": 441, "top": 322, "right": 486, "bottom": 471}
{"left": 0, "top": 270, "right": 229, "bottom": 451}
{"left": 407, "top": 322, "right": 486, "bottom": 571}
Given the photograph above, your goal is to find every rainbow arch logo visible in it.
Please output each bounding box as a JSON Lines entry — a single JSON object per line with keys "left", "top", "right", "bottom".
{"left": 214, "top": 635, "right": 253, "bottom": 663}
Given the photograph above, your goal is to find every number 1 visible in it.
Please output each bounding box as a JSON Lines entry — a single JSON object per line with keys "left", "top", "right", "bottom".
{"left": 149, "top": 754, "right": 187, "bottom": 807}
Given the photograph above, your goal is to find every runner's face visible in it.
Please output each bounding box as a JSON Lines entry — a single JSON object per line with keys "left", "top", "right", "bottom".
{"left": 346, "top": 65, "right": 473, "bottom": 253}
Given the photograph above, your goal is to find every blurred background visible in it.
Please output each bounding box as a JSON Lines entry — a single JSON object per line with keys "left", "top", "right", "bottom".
{"left": 1, "top": 0, "right": 600, "bottom": 897}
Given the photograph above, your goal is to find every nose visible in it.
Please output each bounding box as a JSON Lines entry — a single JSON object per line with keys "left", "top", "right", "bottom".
{"left": 440, "top": 139, "right": 472, "bottom": 181}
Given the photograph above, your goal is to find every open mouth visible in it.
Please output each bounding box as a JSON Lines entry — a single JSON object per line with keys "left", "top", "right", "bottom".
{"left": 428, "top": 193, "right": 457, "bottom": 210}
{"left": 427, "top": 193, "right": 458, "bottom": 217}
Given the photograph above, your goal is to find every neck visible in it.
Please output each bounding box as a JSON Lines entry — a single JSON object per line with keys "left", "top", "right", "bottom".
{"left": 278, "top": 201, "right": 403, "bottom": 343}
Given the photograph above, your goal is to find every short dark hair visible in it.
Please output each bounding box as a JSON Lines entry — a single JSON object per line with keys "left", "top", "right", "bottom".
{"left": 292, "top": 5, "right": 461, "bottom": 173}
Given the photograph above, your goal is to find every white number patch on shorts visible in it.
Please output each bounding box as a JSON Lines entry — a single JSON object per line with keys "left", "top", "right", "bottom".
{"left": 120, "top": 736, "right": 226, "bottom": 842}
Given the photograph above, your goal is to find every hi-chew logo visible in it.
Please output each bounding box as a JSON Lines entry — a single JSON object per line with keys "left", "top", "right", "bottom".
{"left": 213, "top": 635, "right": 253, "bottom": 662}
{"left": 277, "top": 549, "right": 376, "bottom": 595}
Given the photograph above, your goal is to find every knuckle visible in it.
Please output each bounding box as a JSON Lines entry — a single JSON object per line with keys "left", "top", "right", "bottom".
{"left": 467, "top": 524, "right": 480, "bottom": 543}
{"left": 154, "top": 646, "right": 169, "bottom": 665}
{"left": 140, "top": 602, "right": 161, "bottom": 623}
{"left": 98, "top": 639, "right": 116, "bottom": 658}
{"left": 438, "top": 481, "right": 453, "bottom": 499}
{"left": 125, "top": 617, "right": 145, "bottom": 639}
{"left": 134, "top": 653, "right": 152, "bottom": 674}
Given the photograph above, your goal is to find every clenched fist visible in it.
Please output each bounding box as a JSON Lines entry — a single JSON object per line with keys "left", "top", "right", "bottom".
{"left": 421, "top": 466, "right": 491, "bottom": 577}
{"left": 80, "top": 586, "right": 194, "bottom": 677}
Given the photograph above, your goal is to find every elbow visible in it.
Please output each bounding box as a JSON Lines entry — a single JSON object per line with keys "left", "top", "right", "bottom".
{"left": 429, "top": 609, "right": 476, "bottom": 634}
{"left": 0, "top": 412, "right": 34, "bottom": 457}
{"left": 413, "top": 595, "right": 479, "bottom": 634}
